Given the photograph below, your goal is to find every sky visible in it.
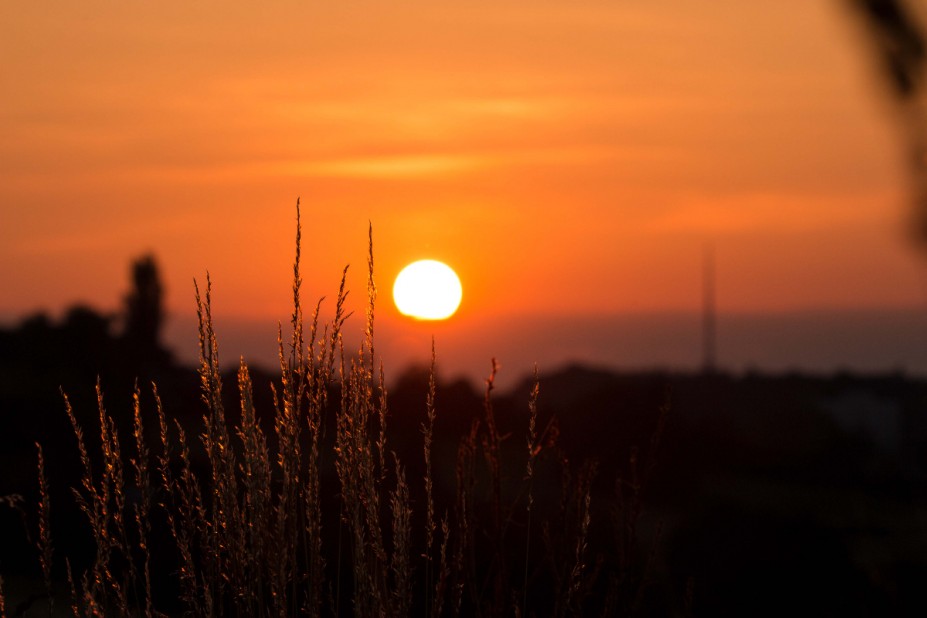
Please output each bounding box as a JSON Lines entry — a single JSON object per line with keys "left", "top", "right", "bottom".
{"left": 4, "top": 1, "right": 927, "bottom": 385}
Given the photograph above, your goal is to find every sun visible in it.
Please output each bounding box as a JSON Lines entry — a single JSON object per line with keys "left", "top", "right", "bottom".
{"left": 393, "top": 260, "right": 463, "bottom": 320}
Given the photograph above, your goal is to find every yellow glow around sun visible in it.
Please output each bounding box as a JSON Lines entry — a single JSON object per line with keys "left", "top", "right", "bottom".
{"left": 393, "top": 260, "right": 463, "bottom": 320}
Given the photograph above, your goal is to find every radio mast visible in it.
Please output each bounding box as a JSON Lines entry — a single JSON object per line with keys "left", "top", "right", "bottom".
{"left": 703, "top": 243, "right": 717, "bottom": 374}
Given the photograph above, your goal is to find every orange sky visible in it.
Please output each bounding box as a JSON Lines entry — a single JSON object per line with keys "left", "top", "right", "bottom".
{"left": 4, "top": 1, "right": 927, "bottom": 379}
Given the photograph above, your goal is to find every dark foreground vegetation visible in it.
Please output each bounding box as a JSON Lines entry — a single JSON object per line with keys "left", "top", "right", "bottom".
{"left": 2, "top": 211, "right": 927, "bottom": 616}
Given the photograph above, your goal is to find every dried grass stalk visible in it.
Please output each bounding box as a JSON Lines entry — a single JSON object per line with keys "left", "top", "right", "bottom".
{"left": 36, "top": 442, "right": 54, "bottom": 616}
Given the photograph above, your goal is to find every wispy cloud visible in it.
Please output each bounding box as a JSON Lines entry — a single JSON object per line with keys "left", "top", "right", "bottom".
{"left": 289, "top": 154, "right": 482, "bottom": 178}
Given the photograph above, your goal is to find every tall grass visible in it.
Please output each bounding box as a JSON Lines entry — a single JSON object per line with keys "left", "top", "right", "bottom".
{"left": 7, "top": 200, "right": 662, "bottom": 617}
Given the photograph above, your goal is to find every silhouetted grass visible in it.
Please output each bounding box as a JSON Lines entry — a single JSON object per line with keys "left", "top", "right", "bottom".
{"left": 2, "top": 200, "right": 662, "bottom": 617}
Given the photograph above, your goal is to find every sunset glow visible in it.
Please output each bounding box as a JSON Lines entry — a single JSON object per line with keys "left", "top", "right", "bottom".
{"left": 3, "top": 1, "right": 927, "bottom": 379}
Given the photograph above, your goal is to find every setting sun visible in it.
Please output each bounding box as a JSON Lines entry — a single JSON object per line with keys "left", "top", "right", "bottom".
{"left": 393, "top": 260, "right": 463, "bottom": 320}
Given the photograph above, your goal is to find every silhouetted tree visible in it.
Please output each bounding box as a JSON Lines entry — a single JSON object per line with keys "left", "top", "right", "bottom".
{"left": 849, "top": 0, "right": 927, "bottom": 245}
{"left": 122, "top": 254, "right": 168, "bottom": 367}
